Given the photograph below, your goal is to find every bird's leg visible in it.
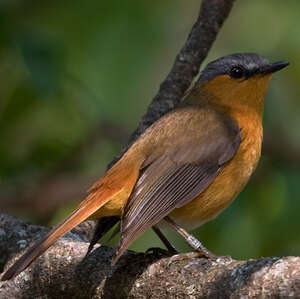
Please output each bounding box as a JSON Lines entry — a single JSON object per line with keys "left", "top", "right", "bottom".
{"left": 86, "top": 216, "right": 120, "bottom": 257}
{"left": 147, "top": 225, "right": 178, "bottom": 255}
{"left": 164, "top": 216, "right": 217, "bottom": 259}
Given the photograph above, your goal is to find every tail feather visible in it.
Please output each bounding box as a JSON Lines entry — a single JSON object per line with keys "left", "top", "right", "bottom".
{"left": 1, "top": 194, "right": 109, "bottom": 281}
{"left": 1, "top": 154, "right": 142, "bottom": 281}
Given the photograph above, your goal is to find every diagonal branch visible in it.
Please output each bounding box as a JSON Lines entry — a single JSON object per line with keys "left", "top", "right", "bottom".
{"left": 129, "top": 0, "right": 236, "bottom": 140}
{"left": 108, "top": 0, "right": 236, "bottom": 168}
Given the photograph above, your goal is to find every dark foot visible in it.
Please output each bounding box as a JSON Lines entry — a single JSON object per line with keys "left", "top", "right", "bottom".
{"left": 146, "top": 247, "right": 177, "bottom": 257}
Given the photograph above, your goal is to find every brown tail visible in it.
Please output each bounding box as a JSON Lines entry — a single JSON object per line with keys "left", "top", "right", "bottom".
{"left": 1, "top": 192, "right": 111, "bottom": 281}
{"left": 1, "top": 151, "right": 142, "bottom": 281}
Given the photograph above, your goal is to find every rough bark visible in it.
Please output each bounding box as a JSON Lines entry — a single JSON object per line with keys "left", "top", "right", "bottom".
{"left": 1, "top": 214, "right": 300, "bottom": 298}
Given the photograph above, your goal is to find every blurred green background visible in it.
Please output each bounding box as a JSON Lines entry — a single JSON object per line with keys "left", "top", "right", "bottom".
{"left": 1, "top": 0, "right": 299, "bottom": 260}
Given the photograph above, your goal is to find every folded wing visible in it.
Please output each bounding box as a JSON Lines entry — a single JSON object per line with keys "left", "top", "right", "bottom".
{"left": 112, "top": 113, "right": 241, "bottom": 263}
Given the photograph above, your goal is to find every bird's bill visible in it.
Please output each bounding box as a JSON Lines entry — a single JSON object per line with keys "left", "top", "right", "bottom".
{"left": 261, "top": 61, "right": 289, "bottom": 74}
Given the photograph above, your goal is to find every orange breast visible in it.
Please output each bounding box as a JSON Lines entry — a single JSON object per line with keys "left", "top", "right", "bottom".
{"left": 169, "top": 110, "right": 263, "bottom": 230}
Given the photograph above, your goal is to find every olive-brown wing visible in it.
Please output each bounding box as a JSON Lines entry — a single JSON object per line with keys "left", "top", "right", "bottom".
{"left": 111, "top": 121, "right": 241, "bottom": 263}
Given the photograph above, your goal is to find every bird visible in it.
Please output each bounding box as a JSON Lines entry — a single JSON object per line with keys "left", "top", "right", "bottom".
{"left": 1, "top": 53, "right": 289, "bottom": 281}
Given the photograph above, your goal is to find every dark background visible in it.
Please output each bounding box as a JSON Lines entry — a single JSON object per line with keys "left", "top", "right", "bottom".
{"left": 1, "top": 0, "right": 299, "bottom": 259}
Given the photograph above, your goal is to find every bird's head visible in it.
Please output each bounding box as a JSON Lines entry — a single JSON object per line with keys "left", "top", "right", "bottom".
{"left": 196, "top": 53, "right": 289, "bottom": 114}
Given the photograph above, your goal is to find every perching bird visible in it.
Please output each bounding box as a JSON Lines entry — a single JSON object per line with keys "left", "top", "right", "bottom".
{"left": 1, "top": 53, "right": 289, "bottom": 281}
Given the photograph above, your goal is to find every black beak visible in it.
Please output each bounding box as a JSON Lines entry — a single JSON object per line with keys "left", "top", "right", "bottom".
{"left": 261, "top": 61, "right": 289, "bottom": 75}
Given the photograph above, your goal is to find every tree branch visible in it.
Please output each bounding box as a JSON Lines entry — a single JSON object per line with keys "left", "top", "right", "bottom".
{"left": 1, "top": 214, "right": 299, "bottom": 298}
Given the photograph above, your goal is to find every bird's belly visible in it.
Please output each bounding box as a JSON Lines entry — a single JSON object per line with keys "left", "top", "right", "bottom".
{"left": 169, "top": 142, "right": 261, "bottom": 230}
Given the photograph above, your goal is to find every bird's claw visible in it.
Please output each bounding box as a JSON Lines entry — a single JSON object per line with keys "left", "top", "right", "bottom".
{"left": 167, "top": 251, "right": 218, "bottom": 266}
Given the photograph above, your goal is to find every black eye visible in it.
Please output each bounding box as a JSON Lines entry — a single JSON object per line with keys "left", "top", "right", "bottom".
{"left": 229, "top": 66, "right": 245, "bottom": 79}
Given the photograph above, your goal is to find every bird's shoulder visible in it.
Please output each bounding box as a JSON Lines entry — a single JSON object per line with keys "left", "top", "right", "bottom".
{"left": 137, "top": 104, "right": 241, "bottom": 167}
